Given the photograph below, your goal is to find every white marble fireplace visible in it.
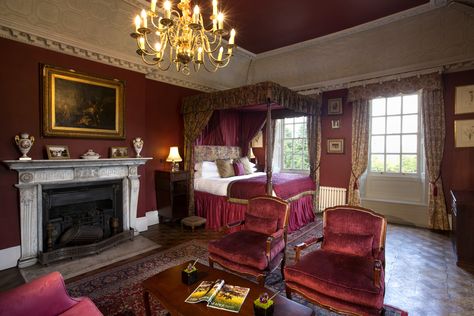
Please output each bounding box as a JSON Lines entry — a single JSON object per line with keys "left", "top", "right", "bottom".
{"left": 3, "top": 158, "right": 151, "bottom": 268}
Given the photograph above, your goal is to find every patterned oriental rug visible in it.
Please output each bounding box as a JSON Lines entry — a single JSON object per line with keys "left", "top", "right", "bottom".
{"left": 67, "top": 221, "right": 407, "bottom": 316}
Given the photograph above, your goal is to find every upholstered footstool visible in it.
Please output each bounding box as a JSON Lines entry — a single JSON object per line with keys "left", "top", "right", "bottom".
{"left": 181, "top": 216, "right": 206, "bottom": 232}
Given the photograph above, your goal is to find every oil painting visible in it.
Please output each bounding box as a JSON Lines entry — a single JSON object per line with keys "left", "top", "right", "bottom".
{"left": 42, "top": 65, "right": 125, "bottom": 139}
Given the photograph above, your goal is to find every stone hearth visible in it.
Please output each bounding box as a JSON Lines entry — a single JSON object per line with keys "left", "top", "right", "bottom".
{"left": 3, "top": 158, "right": 151, "bottom": 268}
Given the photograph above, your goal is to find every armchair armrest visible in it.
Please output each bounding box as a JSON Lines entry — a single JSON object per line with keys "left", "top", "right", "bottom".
{"left": 265, "top": 228, "right": 285, "bottom": 260}
{"left": 373, "top": 259, "right": 383, "bottom": 288}
{"left": 224, "top": 220, "right": 244, "bottom": 233}
{"left": 294, "top": 236, "right": 324, "bottom": 263}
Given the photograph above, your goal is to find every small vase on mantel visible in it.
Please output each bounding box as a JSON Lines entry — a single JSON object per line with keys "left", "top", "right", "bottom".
{"left": 132, "top": 137, "right": 144, "bottom": 158}
{"left": 14, "top": 133, "right": 35, "bottom": 160}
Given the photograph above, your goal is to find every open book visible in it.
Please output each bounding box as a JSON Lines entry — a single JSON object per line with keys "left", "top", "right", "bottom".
{"left": 185, "top": 279, "right": 250, "bottom": 313}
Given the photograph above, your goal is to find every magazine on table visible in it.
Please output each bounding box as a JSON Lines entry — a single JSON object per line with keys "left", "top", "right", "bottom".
{"left": 184, "top": 279, "right": 250, "bottom": 313}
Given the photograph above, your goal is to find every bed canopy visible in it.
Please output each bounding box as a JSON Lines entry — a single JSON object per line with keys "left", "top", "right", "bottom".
{"left": 181, "top": 81, "right": 322, "bottom": 215}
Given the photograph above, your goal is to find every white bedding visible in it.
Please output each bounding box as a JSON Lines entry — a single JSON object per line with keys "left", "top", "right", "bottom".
{"left": 194, "top": 172, "right": 266, "bottom": 196}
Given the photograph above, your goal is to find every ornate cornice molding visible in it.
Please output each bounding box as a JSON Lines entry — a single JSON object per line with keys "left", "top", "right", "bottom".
{"left": 295, "top": 59, "right": 474, "bottom": 95}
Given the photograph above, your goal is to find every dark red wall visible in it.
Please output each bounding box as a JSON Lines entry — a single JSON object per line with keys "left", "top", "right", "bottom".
{"left": 0, "top": 38, "right": 197, "bottom": 250}
{"left": 320, "top": 90, "right": 352, "bottom": 189}
{"left": 442, "top": 70, "right": 474, "bottom": 201}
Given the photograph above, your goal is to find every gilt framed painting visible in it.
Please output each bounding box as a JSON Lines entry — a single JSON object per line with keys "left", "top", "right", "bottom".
{"left": 42, "top": 65, "right": 125, "bottom": 139}
{"left": 454, "top": 119, "right": 474, "bottom": 148}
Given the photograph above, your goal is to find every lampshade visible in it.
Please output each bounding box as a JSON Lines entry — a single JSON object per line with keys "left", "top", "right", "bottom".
{"left": 166, "top": 146, "right": 182, "bottom": 162}
{"left": 248, "top": 147, "right": 255, "bottom": 159}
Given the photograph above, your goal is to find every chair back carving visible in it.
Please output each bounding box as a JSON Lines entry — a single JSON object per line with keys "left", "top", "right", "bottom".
{"left": 323, "top": 206, "right": 387, "bottom": 256}
{"left": 247, "top": 195, "right": 290, "bottom": 231}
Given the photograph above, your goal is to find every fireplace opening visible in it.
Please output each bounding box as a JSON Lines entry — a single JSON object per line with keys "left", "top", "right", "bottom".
{"left": 40, "top": 180, "right": 133, "bottom": 265}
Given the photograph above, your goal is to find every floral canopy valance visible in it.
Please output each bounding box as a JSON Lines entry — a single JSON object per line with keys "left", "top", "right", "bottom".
{"left": 348, "top": 73, "right": 442, "bottom": 102}
{"left": 182, "top": 81, "right": 319, "bottom": 115}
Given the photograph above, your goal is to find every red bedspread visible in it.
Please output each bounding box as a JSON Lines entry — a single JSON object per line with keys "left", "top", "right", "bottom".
{"left": 227, "top": 173, "right": 315, "bottom": 201}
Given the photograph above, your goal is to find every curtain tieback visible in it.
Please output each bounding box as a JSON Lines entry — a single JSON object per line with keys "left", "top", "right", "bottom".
{"left": 429, "top": 173, "right": 442, "bottom": 197}
{"left": 351, "top": 170, "right": 359, "bottom": 190}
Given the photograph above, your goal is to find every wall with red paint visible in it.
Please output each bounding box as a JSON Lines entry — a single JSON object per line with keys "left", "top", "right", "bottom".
{"left": 0, "top": 38, "right": 197, "bottom": 250}
{"left": 319, "top": 90, "right": 352, "bottom": 189}
{"left": 442, "top": 70, "right": 474, "bottom": 201}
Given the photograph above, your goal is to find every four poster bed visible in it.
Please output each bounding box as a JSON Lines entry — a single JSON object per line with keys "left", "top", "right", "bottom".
{"left": 181, "top": 82, "right": 321, "bottom": 233}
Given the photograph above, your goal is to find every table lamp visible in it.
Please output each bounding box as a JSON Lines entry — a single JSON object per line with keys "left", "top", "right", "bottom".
{"left": 166, "top": 146, "right": 182, "bottom": 172}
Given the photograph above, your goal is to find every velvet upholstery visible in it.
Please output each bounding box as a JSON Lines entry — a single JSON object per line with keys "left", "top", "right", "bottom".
{"left": 208, "top": 195, "right": 290, "bottom": 285}
{"left": 284, "top": 206, "right": 387, "bottom": 316}
{"left": 0, "top": 271, "right": 102, "bottom": 316}
{"left": 244, "top": 213, "right": 278, "bottom": 235}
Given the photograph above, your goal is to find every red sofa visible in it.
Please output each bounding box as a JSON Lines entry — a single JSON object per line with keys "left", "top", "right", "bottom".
{"left": 0, "top": 271, "right": 102, "bottom": 316}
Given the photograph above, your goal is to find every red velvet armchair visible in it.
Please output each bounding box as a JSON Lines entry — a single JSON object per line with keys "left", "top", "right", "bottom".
{"left": 0, "top": 271, "right": 102, "bottom": 316}
{"left": 208, "top": 195, "right": 290, "bottom": 286}
{"left": 284, "top": 206, "right": 387, "bottom": 316}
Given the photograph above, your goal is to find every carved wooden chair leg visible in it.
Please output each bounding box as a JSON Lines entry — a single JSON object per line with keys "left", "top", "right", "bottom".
{"left": 281, "top": 256, "right": 286, "bottom": 281}
{"left": 257, "top": 275, "right": 265, "bottom": 286}
{"left": 285, "top": 287, "right": 292, "bottom": 300}
{"left": 208, "top": 258, "right": 214, "bottom": 268}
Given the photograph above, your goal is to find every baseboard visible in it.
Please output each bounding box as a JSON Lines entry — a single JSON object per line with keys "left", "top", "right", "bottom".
{"left": 146, "top": 210, "right": 159, "bottom": 226}
{"left": 136, "top": 210, "right": 159, "bottom": 232}
{"left": 0, "top": 246, "right": 20, "bottom": 270}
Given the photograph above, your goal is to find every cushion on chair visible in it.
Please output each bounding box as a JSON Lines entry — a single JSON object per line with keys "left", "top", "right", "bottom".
{"left": 208, "top": 230, "right": 285, "bottom": 270}
{"left": 324, "top": 207, "right": 385, "bottom": 255}
{"left": 323, "top": 232, "right": 374, "bottom": 257}
{"left": 244, "top": 213, "right": 278, "bottom": 235}
{"left": 284, "top": 249, "right": 384, "bottom": 309}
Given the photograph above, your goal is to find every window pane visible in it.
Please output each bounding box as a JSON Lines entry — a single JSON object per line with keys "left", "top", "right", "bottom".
{"left": 294, "top": 123, "right": 306, "bottom": 138}
{"left": 284, "top": 124, "right": 293, "bottom": 138}
{"left": 372, "top": 98, "right": 385, "bottom": 116}
{"left": 403, "top": 95, "right": 418, "bottom": 114}
{"left": 386, "top": 154, "right": 400, "bottom": 173}
{"left": 294, "top": 139, "right": 304, "bottom": 152}
{"left": 386, "top": 116, "right": 401, "bottom": 134}
{"left": 372, "top": 117, "right": 385, "bottom": 134}
{"left": 387, "top": 97, "right": 401, "bottom": 115}
{"left": 370, "top": 154, "right": 384, "bottom": 172}
{"left": 402, "top": 155, "right": 417, "bottom": 173}
{"left": 371, "top": 136, "right": 385, "bottom": 153}
{"left": 402, "top": 135, "right": 417, "bottom": 153}
{"left": 294, "top": 116, "right": 305, "bottom": 123}
{"left": 294, "top": 155, "right": 303, "bottom": 169}
{"left": 303, "top": 155, "right": 309, "bottom": 170}
{"left": 386, "top": 135, "right": 400, "bottom": 153}
{"left": 402, "top": 115, "right": 418, "bottom": 133}
{"left": 284, "top": 118, "right": 294, "bottom": 124}
{"left": 283, "top": 154, "right": 292, "bottom": 169}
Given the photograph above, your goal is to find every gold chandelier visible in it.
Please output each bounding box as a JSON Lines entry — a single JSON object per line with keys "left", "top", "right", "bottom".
{"left": 130, "top": 0, "right": 236, "bottom": 75}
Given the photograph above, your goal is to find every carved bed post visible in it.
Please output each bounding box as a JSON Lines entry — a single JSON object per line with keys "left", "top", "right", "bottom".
{"left": 266, "top": 98, "right": 273, "bottom": 195}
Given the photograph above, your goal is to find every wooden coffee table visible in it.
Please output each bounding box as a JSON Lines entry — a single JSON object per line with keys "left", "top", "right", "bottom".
{"left": 143, "top": 262, "right": 314, "bottom": 316}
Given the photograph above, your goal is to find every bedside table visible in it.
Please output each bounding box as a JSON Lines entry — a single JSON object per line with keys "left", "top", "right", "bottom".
{"left": 155, "top": 170, "right": 189, "bottom": 222}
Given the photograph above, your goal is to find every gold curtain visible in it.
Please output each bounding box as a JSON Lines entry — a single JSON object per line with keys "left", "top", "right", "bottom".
{"left": 307, "top": 93, "right": 322, "bottom": 212}
{"left": 183, "top": 110, "right": 214, "bottom": 215}
{"left": 421, "top": 89, "right": 449, "bottom": 230}
{"left": 347, "top": 100, "right": 370, "bottom": 206}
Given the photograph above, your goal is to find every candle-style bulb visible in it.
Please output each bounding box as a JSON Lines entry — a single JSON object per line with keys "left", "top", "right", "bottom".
{"left": 151, "top": 0, "right": 157, "bottom": 12}
{"left": 140, "top": 9, "right": 147, "bottom": 28}
{"left": 193, "top": 5, "right": 200, "bottom": 24}
{"left": 229, "top": 28, "right": 236, "bottom": 45}
{"left": 134, "top": 15, "right": 141, "bottom": 32}
{"left": 217, "top": 46, "right": 223, "bottom": 61}
{"left": 217, "top": 12, "right": 224, "bottom": 30}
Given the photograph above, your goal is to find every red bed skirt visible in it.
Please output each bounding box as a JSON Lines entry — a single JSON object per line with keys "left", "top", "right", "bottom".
{"left": 195, "top": 191, "right": 315, "bottom": 233}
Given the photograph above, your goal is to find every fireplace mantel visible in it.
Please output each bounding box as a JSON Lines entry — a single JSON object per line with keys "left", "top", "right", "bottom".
{"left": 3, "top": 157, "right": 152, "bottom": 268}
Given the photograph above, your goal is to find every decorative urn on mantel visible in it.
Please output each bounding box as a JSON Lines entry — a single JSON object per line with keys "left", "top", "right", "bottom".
{"left": 133, "top": 137, "right": 144, "bottom": 158}
{"left": 14, "top": 133, "right": 35, "bottom": 160}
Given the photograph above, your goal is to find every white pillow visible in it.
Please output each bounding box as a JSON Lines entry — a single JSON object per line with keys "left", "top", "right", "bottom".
{"left": 201, "top": 161, "right": 220, "bottom": 178}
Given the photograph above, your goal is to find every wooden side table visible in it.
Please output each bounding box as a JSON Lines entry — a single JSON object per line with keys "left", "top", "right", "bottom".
{"left": 155, "top": 170, "right": 189, "bottom": 222}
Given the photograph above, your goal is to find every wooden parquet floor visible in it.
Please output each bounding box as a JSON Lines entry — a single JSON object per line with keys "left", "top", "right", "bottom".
{"left": 1, "top": 221, "right": 473, "bottom": 315}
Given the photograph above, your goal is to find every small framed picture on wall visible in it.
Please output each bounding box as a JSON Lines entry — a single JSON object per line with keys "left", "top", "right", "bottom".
{"left": 454, "top": 119, "right": 474, "bottom": 148}
{"left": 110, "top": 146, "right": 128, "bottom": 158}
{"left": 328, "top": 98, "right": 343, "bottom": 115}
{"left": 327, "top": 139, "right": 344, "bottom": 154}
{"left": 455, "top": 85, "right": 474, "bottom": 114}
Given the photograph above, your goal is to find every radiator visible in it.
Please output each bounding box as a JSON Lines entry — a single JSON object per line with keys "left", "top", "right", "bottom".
{"left": 318, "top": 186, "right": 347, "bottom": 212}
